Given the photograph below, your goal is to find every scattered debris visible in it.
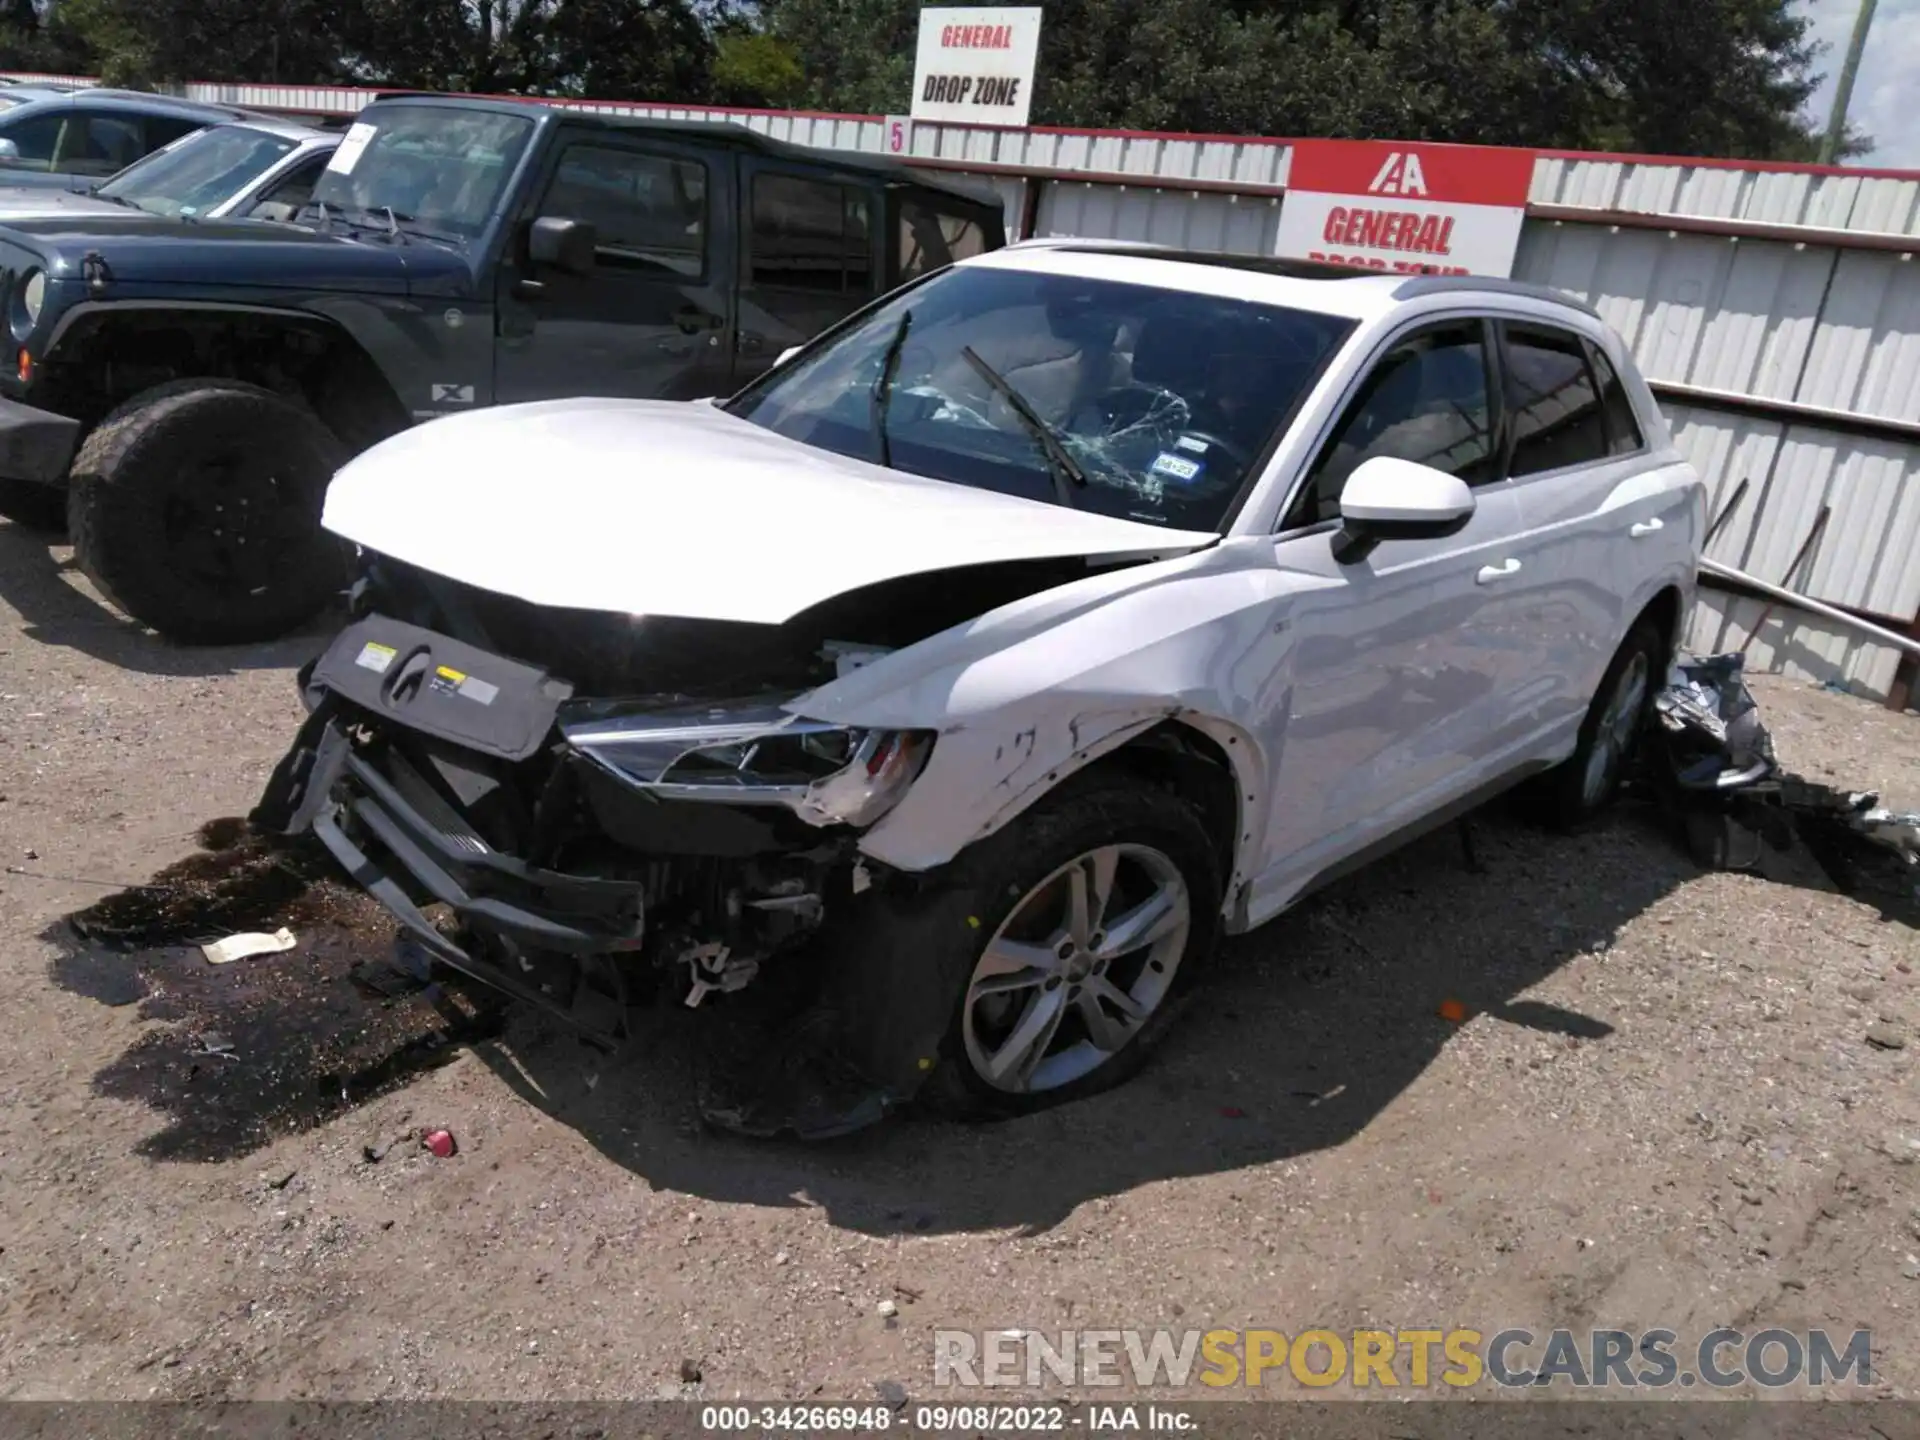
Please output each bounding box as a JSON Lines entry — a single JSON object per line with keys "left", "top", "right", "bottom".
{"left": 266, "top": 1170, "right": 296, "bottom": 1190}
{"left": 679, "top": 1358, "right": 703, "bottom": 1383}
{"left": 1865, "top": 1024, "right": 1909, "bottom": 1052}
{"left": 774, "top": 1250, "right": 790, "bottom": 1266}
{"left": 892, "top": 1281, "right": 923, "bottom": 1303}
{"left": 201, "top": 927, "right": 297, "bottom": 965}
{"left": 422, "top": 1128, "right": 457, "bottom": 1158}
{"left": 1218, "top": 1105, "right": 1246, "bottom": 1119}
{"left": 876, "top": 1299, "right": 898, "bottom": 1319}
{"left": 1648, "top": 653, "right": 1920, "bottom": 887}
{"left": 875, "top": 1380, "right": 909, "bottom": 1410}
{"left": 192, "top": 1033, "right": 237, "bottom": 1060}
{"left": 1438, "top": 998, "right": 1469, "bottom": 1023}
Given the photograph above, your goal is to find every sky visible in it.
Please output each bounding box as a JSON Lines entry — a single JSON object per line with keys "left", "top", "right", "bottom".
{"left": 1796, "top": 0, "right": 1920, "bottom": 166}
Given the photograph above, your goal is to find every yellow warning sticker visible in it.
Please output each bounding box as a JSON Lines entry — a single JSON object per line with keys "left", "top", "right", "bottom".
{"left": 434, "top": 665, "right": 467, "bottom": 684}
{"left": 354, "top": 641, "right": 396, "bottom": 673}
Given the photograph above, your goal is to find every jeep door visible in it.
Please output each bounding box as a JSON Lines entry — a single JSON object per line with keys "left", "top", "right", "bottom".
{"left": 731, "top": 159, "right": 882, "bottom": 386}
{"left": 494, "top": 130, "right": 736, "bottom": 403}
{"left": 1250, "top": 316, "right": 1531, "bottom": 912}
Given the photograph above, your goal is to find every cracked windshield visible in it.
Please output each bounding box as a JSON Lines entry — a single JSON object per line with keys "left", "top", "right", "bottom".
{"left": 96, "top": 125, "right": 297, "bottom": 219}
{"left": 306, "top": 105, "right": 534, "bottom": 240}
{"left": 728, "top": 264, "right": 1354, "bottom": 530}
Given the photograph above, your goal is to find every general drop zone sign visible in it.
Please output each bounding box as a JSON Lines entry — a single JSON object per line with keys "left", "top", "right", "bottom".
{"left": 912, "top": 7, "right": 1043, "bottom": 129}
{"left": 1275, "top": 140, "right": 1536, "bottom": 278}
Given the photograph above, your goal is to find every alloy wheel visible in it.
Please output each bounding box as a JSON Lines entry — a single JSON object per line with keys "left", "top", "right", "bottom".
{"left": 961, "top": 843, "right": 1192, "bottom": 1094}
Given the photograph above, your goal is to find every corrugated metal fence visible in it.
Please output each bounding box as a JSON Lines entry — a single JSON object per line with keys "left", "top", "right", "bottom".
{"left": 7, "top": 71, "right": 1918, "bottom": 708}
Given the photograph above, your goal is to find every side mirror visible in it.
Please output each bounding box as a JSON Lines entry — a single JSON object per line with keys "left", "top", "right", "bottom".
{"left": 1331, "top": 456, "right": 1476, "bottom": 564}
{"left": 528, "top": 215, "right": 596, "bottom": 276}
{"left": 0, "top": 138, "right": 22, "bottom": 165}
{"left": 775, "top": 345, "right": 802, "bottom": 368}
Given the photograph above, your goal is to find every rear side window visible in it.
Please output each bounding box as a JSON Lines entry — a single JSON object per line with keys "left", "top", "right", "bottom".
{"left": 144, "top": 115, "right": 204, "bottom": 150}
{"left": 897, "top": 197, "right": 989, "bottom": 281}
{"left": 1504, "top": 323, "right": 1610, "bottom": 477}
{"left": 1285, "top": 319, "right": 1499, "bottom": 530}
{"left": 64, "top": 112, "right": 147, "bottom": 176}
{"left": 1585, "top": 341, "right": 1647, "bottom": 455}
{"left": 750, "top": 173, "right": 872, "bottom": 293}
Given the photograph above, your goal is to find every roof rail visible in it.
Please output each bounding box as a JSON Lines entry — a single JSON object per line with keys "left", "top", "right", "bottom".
{"left": 1392, "top": 273, "right": 1601, "bottom": 318}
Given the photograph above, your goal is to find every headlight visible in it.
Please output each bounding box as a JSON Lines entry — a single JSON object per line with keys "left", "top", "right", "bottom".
{"left": 561, "top": 700, "right": 934, "bottom": 829}
{"left": 11, "top": 267, "right": 43, "bottom": 338}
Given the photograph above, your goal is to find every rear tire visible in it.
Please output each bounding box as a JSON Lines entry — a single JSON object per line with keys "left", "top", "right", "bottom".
{"left": 0, "top": 477, "right": 66, "bottom": 532}
{"left": 1532, "top": 618, "right": 1664, "bottom": 830}
{"left": 68, "top": 379, "right": 346, "bottom": 645}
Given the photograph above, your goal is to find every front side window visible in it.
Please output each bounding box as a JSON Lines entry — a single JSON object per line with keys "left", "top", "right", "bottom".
{"left": 1284, "top": 320, "right": 1497, "bottom": 530}
{"left": 244, "top": 152, "right": 332, "bottom": 219}
{"left": 0, "top": 113, "right": 64, "bottom": 171}
{"left": 1504, "top": 322, "right": 1609, "bottom": 477}
{"left": 543, "top": 144, "right": 707, "bottom": 278}
{"left": 897, "top": 197, "right": 990, "bottom": 281}
{"left": 308, "top": 105, "right": 535, "bottom": 241}
{"left": 726, "top": 263, "right": 1353, "bottom": 532}
{"left": 98, "top": 124, "right": 298, "bottom": 218}
{"left": 751, "top": 173, "right": 872, "bottom": 293}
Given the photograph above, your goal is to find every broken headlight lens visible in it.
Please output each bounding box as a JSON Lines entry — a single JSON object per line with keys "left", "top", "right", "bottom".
{"left": 561, "top": 704, "right": 934, "bottom": 829}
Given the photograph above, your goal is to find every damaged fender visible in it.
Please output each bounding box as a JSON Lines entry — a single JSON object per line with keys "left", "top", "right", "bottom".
{"left": 794, "top": 537, "right": 1287, "bottom": 901}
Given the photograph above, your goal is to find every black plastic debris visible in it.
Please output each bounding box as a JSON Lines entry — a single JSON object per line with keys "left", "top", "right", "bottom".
{"left": 1645, "top": 653, "right": 1920, "bottom": 887}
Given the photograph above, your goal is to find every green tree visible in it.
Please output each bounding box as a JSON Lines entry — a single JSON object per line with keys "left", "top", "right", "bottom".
{"left": 757, "top": 0, "right": 1846, "bottom": 162}
{"left": 712, "top": 28, "right": 805, "bottom": 108}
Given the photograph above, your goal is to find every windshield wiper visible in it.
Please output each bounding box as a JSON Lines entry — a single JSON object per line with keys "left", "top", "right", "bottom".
{"left": 870, "top": 308, "right": 912, "bottom": 469}
{"left": 960, "top": 345, "right": 1088, "bottom": 507}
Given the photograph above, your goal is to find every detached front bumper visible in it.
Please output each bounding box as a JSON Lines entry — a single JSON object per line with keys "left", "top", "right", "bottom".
{"left": 265, "top": 704, "right": 648, "bottom": 1040}
{"left": 0, "top": 395, "right": 80, "bottom": 486}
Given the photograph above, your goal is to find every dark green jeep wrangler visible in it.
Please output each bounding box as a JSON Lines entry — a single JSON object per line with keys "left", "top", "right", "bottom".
{"left": 0, "top": 95, "right": 1006, "bottom": 643}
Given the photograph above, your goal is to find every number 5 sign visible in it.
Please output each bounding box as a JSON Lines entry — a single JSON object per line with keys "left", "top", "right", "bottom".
{"left": 884, "top": 116, "right": 914, "bottom": 155}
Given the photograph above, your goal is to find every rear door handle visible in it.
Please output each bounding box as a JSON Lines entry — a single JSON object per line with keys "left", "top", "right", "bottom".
{"left": 1476, "top": 559, "right": 1522, "bottom": 585}
{"left": 1630, "top": 518, "right": 1664, "bottom": 539}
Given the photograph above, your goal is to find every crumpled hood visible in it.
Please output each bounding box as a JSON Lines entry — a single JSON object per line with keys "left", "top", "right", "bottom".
{"left": 321, "top": 398, "right": 1218, "bottom": 626}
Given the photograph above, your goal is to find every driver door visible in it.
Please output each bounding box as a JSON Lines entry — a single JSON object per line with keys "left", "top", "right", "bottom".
{"left": 493, "top": 133, "right": 735, "bottom": 404}
{"left": 1251, "top": 317, "right": 1531, "bottom": 908}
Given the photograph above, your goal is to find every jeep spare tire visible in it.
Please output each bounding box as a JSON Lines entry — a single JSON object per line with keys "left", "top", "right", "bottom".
{"left": 68, "top": 380, "right": 346, "bottom": 645}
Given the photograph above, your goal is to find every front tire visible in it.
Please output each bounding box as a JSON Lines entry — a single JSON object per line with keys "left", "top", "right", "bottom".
{"left": 68, "top": 379, "right": 346, "bottom": 645}
{"left": 912, "top": 777, "right": 1224, "bottom": 1119}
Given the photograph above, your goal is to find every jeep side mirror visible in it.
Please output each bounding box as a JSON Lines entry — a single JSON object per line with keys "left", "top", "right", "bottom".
{"left": 529, "top": 215, "right": 597, "bottom": 276}
{"left": 0, "top": 139, "right": 21, "bottom": 165}
{"left": 1331, "top": 455, "right": 1476, "bottom": 565}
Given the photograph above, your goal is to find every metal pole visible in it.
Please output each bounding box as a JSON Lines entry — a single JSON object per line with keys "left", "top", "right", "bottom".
{"left": 1820, "top": 0, "right": 1878, "bottom": 165}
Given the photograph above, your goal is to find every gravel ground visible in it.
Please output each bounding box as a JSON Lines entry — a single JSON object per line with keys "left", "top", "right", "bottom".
{"left": 1, "top": 519, "right": 1917, "bottom": 1406}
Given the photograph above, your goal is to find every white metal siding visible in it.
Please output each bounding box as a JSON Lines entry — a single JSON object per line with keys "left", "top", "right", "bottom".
{"left": 1035, "top": 181, "right": 1282, "bottom": 254}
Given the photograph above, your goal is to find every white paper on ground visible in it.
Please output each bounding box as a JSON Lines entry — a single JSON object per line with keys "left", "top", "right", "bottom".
{"left": 202, "top": 927, "right": 298, "bottom": 965}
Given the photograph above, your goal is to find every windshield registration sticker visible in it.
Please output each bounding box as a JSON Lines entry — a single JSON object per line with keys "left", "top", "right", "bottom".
{"left": 327, "top": 122, "right": 377, "bottom": 176}
{"left": 1150, "top": 452, "right": 1203, "bottom": 484}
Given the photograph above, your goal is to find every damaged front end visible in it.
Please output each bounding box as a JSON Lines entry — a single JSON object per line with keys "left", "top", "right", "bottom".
{"left": 251, "top": 557, "right": 954, "bottom": 1136}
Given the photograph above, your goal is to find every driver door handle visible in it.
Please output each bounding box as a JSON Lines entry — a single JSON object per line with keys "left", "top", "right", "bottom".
{"left": 1476, "top": 559, "right": 1522, "bottom": 585}
{"left": 1629, "top": 518, "right": 1664, "bottom": 539}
